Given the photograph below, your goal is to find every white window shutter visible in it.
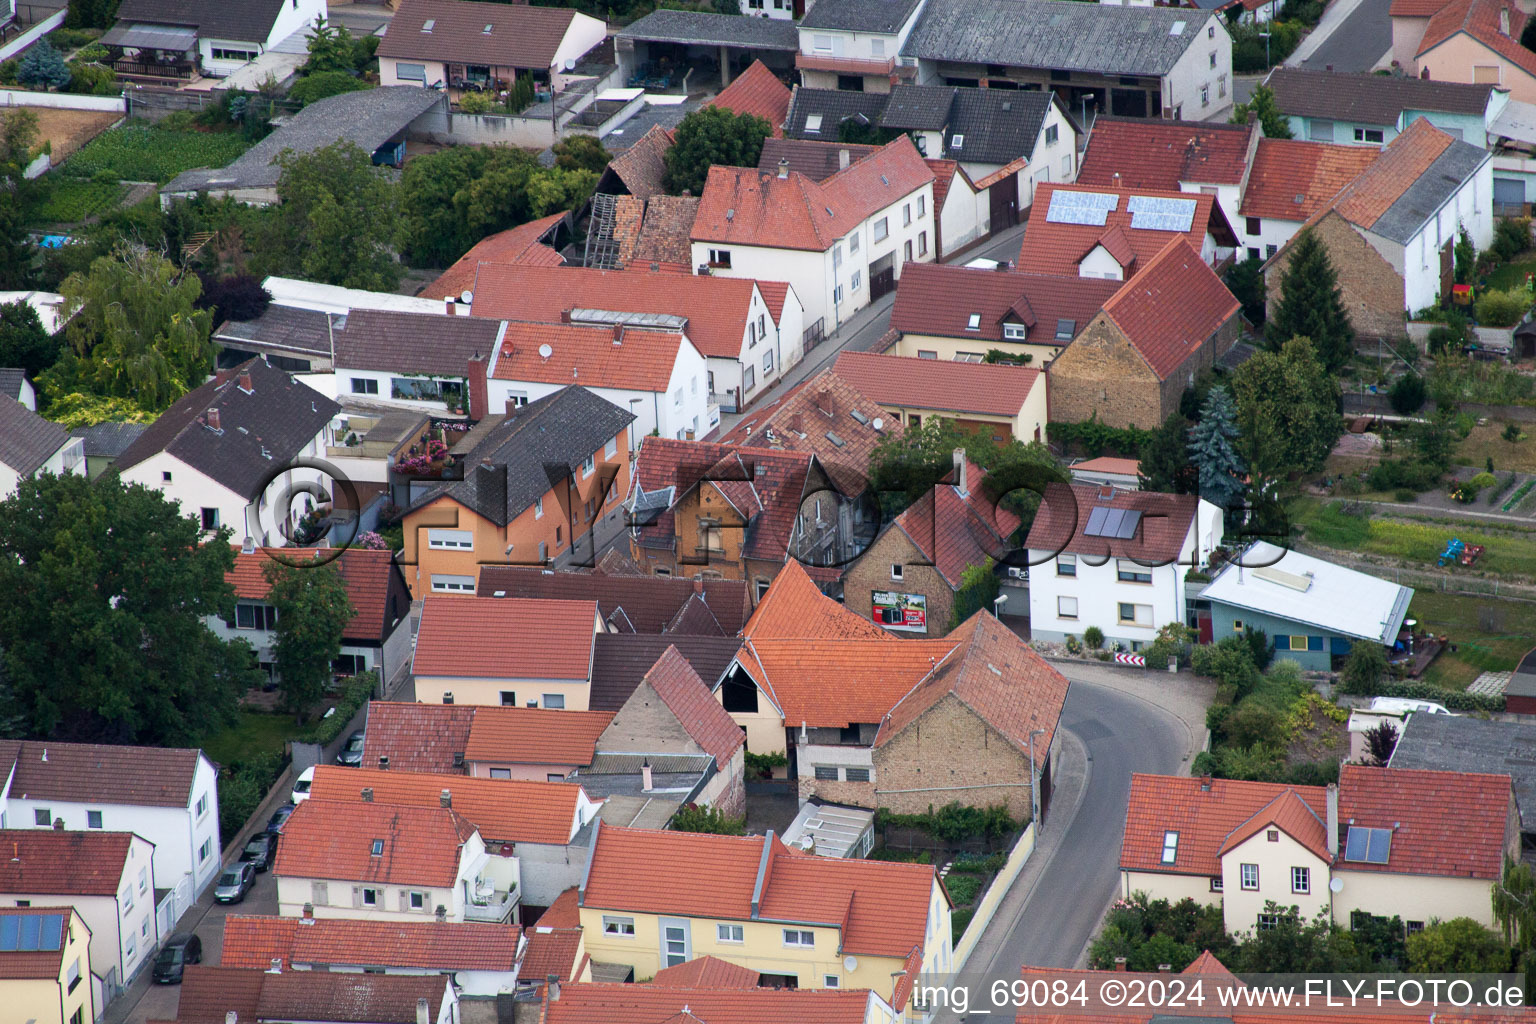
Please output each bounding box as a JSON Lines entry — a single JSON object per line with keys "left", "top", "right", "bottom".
{"left": 352, "top": 886, "right": 363, "bottom": 908}
{"left": 399, "top": 890, "right": 410, "bottom": 912}
{"left": 312, "top": 881, "right": 328, "bottom": 906}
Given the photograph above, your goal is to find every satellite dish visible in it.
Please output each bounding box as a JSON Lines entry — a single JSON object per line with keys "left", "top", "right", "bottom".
{"left": 538, "top": 344, "right": 553, "bottom": 359}
{"left": 871, "top": 417, "right": 884, "bottom": 430}
{"left": 843, "top": 956, "right": 858, "bottom": 972}
{"left": 1328, "top": 877, "right": 1343, "bottom": 893}
{"left": 460, "top": 290, "right": 473, "bottom": 305}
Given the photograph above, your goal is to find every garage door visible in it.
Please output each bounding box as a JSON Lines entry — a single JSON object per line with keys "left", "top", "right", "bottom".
{"left": 1494, "top": 177, "right": 1526, "bottom": 210}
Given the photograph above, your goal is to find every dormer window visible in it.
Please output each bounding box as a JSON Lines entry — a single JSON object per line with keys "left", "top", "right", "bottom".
{"left": 370, "top": 839, "right": 384, "bottom": 857}
{"left": 806, "top": 114, "right": 823, "bottom": 133}
{"left": 966, "top": 313, "right": 981, "bottom": 331}
{"left": 1160, "top": 831, "right": 1178, "bottom": 865}
{"left": 1003, "top": 323, "right": 1026, "bottom": 341}
{"left": 1055, "top": 318, "right": 1075, "bottom": 341}
{"left": 421, "top": 18, "right": 434, "bottom": 31}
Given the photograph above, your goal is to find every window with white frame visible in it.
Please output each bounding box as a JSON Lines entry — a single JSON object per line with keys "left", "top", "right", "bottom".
{"left": 871, "top": 37, "right": 884, "bottom": 56}
{"left": 87, "top": 810, "right": 103, "bottom": 829}
{"left": 582, "top": 454, "right": 595, "bottom": 477}
{"left": 430, "top": 575, "right": 476, "bottom": 593}
{"left": 783, "top": 929, "right": 814, "bottom": 947}
{"left": 410, "top": 891, "right": 427, "bottom": 909}
{"left": 542, "top": 694, "right": 566, "bottom": 709}
{"left": 849, "top": 231, "right": 860, "bottom": 254}
{"left": 1116, "top": 559, "right": 1152, "bottom": 584}
{"left": 428, "top": 529, "right": 473, "bottom": 550}
{"left": 918, "top": 231, "right": 927, "bottom": 256}
{"left": 1057, "top": 596, "right": 1078, "bottom": 619}
{"left": 1291, "top": 866, "right": 1310, "bottom": 894}
{"left": 1003, "top": 323, "right": 1026, "bottom": 340}
{"left": 199, "top": 839, "right": 212, "bottom": 862}
{"left": 362, "top": 888, "right": 379, "bottom": 907}
{"left": 604, "top": 916, "right": 636, "bottom": 936}
{"left": 718, "top": 923, "right": 744, "bottom": 943}
{"left": 351, "top": 377, "right": 379, "bottom": 394}
{"left": 903, "top": 203, "right": 912, "bottom": 226}
{"left": 813, "top": 33, "right": 832, "bottom": 50}
{"left": 826, "top": 975, "right": 841, "bottom": 987}
{"left": 851, "top": 270, "right": 861, "bottom": 291}
{"left": 196, "top": 793, "right": 208, "bottom": 818}
{"left": 763, "top": 351, "right": 774, "bottom": 371}
{"left": 891, "top": 564, "right": 904, "bottom": 580}
{"left": 1045, "top": 124, "right": 1058, "bottom": 145}
{"left": 917, "top": 195, "right": 926, "bottom": 219}
{"left": 1240, "top": 863, "right": 1259, "bottom": 890}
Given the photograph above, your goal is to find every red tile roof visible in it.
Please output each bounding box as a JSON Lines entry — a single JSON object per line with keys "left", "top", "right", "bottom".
{"left": 362, "top": 701, "right": 476, "bottom": 774}
{"left": 1217, "top": 788, "right": 1331, "bottom": 862}
{"left": 742, "top": 558, "right": 892, "bottom": 641}
{"left": 273, "top": 799, "right": 478, "bottom": 888}
{"left": 470, "top": 264, "right": 768, "bottom": 361}
{"left": 308, "top": 765, "right": 592, "bottom": 845}
{"left": 540, "top": 886, "right": 582, "bottom": 929}
{"left": 705, "top": 60, "right": 791, "bottom": 137}
{"left": 1238, "top": 138, "right": 1379, "bottom": 223}
{"left": 520, "top": 924, "right": 586, "bottom": 983}
{"left": 1418, "top": 0, "right": 1536, "bottom": 76}
{"left": 476, "top": 567, "right": 753, "bottom": 635}
{"left": 890, "top": 262, "right": 1119, "bottom": 345}
{"left": 756, "top": 280, "right": 789, "bottom": 320}
{"left": 0, "top": 830, "right": 130, "bottom": 896}
{"left": 875, "top": 612, "right": 1069, "bottom": 768}
{"left": 1017, "top": 183, "right": 1219, "bottom": 277}
{"left": 2, "top": 740, "right": 203, "bottom": 808}
{"left": 1077, "top": 118, "right": 1255, "bottom": 190}
{"left": 581, "top": 826, "right": 938, "bottom": 958}
{"left": 833, "top": 350, "right": 1041, "bottom": 418}
{"left": 1337, "top": 764, "right": 1512, "bottom": 880}
{"left": 490, "top": 321, "right": 688, "bottom": 392}
{"left": 1069, "top": 456, "right": 1141, "bottom": 477}
{"left": 1120, "top": 774, "right": 1327, "bottom": 876}
{"left": 174, "top": 965, "right": 266, "bottom": 1024}
{"left": 545, "top": 983, "right": 875, "bottom": 1024}
{"left": 1025, "top": 482, "right": 1200, "bottom": 566}
{"left": 226, "top": 547, "right": 405, "bottom": 642}
{"left": 639, "top": 646, "right": 745, "bottom": 765}
{"left": 651, "top": 955, "right": 761, "bottom": 988}
{"left": 255, "top": 970, "right": 448, "bottom": 1024}
{"left": 925, "top": 158, "right": 960, "bottom": 213}
{"left": 413, "top": 595, "right": 597, "bottom": 681}
{"left": 892, "top": 459, "right": 1019, "bottom": 588}
{"left": 1099, "top": 238, "right": 1240, "bottom": 380}
{"left": 464, "top": 706, "right": 614, "bottom": 766}
{"left": 222, "top": 915, "right": 520, "bottom": 972}
{"left": 693, "top": 137, "right": 933, "bottom": 252}
{"left": 615, "top": 196, "right": 701, "bottom": 271}
{"left": 603, "top": 124, "right": 674, "bottom": 200}
{"left": 738, "top": 637, "right": 958, "bottom": 727}
{"left": 1391, "top": 0, "right": 1446, "bottom": 13}
{"left": 429, "top": 212, "right": 567, "bottom": 301}
{"left": 1330, "top": 116, "right": 1457, "bottom": 232}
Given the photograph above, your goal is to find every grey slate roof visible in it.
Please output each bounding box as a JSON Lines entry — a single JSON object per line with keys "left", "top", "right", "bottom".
{"left": 0, "top": 369, "right": 26, "bottom": 403}
{"left": 1369, "top": 139, "right": 1490, "bottom": 244}
{"left": 757, "top": 138, "right": 879, "bottom": 181}
{"left": 903, "top": 0, "right": 1211, "bottom": 76}
{"left": 1264, "top": 67, "right": 1495, "bottom": 126}
{"left": 406, "top": 387, "right": 634, "bottom": 527}
{"left": 475, "top": 566, "right": 753, "bottom": 633}
{"left": 783, "top": 87, "right": 891, "bottom": 139}
{"left": 1389, "top": 712, "right": 1536, "bottom": 832}
{"left": 0, "top": 394, "right": 68, "bottom": 477}
{"left": 115, "top": 357, "right": 340, "bottom": 501}
{"left": 801, "top": 0, "right": 925, "bottom": 33}
{"left": 589, "top": 634, "right": 745, "bottom": 711}
{"left": 331, "top": 309, "right": 503, "bottom": 376}
{"left": 617, "top": 10, "right": 799, "bottom": 49}
{"left": 114, "top": 0, "right": 288, "bottom": 45}
{"left": 880, "top": 85, "right": 1055, "bottom": 164}
{"left": 216, "top": 305, "right": 335, "bottom": 359}
{"left": 69, "top": 421, "right": 149, "bottom": 459}
{"left": 162, "top": 87, "right": 445, "bottom": 194}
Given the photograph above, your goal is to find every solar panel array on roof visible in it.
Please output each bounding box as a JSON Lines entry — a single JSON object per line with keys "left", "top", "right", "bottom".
{"left": 1127, "top": 195, "right": 1197, "bottom": 232}
{"left": 1343, "top": 825, "right": 1392, "bottom": 864}
{"left": 1084, "top": 506, "right": 1142, "bottom": 539}
{"left": 0, "top": 912, "right": 64, "bottom": 951}
{"left": 1047, "top": 190, "right": 1120, "bottom": 227}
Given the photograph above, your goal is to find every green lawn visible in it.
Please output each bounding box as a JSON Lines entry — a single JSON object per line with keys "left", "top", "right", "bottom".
{"left": 62, "top": 122, "right": 251, "bottom": 184}
{"left": 1407, "top": 590, "right": 1536, "bottom": 689}
{"left": 1483, "top": 257, "right": 1536, "bottom": 293}
{"left": 200, "top": 709, "right": 293, "bottom": 767}
{"left": 1291, "top": 498, "right": 1536, "bottom": 579}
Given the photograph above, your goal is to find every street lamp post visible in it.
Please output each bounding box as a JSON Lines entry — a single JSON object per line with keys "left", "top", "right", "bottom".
{"left": 993, "top": 593, "right": 1008, "bottom": 618}
{"left": 1260, "top": 31, "right": 1271, "bottom": 69}
{"left": 1028, "top": 728, "right": 1046, "bottom": 830}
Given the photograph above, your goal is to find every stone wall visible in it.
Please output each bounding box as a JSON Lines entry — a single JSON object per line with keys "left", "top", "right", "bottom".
{"left": 1264, "top": 212, "right": 1406, "bottom": 341}
{"left": 842, "top": 525, "right": 955, "bottom": 636}
{"left": 873, "top": 695, "right": 1034, "bottom": 821}
{"left": 1045, "top": 313, "right": 1165, "bottom": 430}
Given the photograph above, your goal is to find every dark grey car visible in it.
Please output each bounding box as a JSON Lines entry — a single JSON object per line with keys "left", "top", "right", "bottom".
{"left": 214, "top": 861, "right": 256, "bottom": 903}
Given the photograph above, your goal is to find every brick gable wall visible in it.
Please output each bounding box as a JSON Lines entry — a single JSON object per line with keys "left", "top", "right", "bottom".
{"left": 842, "top": 525, "right": 955, "bottom": 636}
{"left": 872, "top": 694, "right": 1034, "bottom": 819}
{"left": 1263, "top": 211, "right": 1405, "bottom": 341}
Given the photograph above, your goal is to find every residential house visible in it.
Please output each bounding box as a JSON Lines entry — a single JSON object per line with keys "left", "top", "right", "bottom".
{"left": 465, "top": 265, "right": 800, "bottom": 417}
{"left": 706, "top": 60, "right": 792, "bottom": 130}
{"left": 474, "top": 568, "right": 753, "bottom": 635}
{"left": 625, "top": 437, "right": 865, "bottom": 595}
{"left": 220, "top": 915, "right": 522, "bottom": 998}
{"left": 377, "top": 0, "right": 606, "bottom": 92}
{"left": 1262, "top": 118, "right": 1493, "bottom": 338}
{"left": 1017, "top": 183, "right": 1236, "bottom": 279}
{"left": 411, "top": 596, "right": 602, "bottom": 708}
{"left": 587, "top": 635, "right": 746, "bottom": 711}
{"left": 427, "top": 212, "right": 570, "bottom": 304}
{"left": 577, "top": 824, "right": 952, "bottom": 1012}
{"left": 1026, "top": 481, "right": 1224, "bottom": 647}
{"left": 607, "top": 195, "right": 703, "bottom": 276}
{"left": 1389, "top": 713, "right": 1536, "bottom": 846}
{"left": 274, "top": 799, "right": 517, "bottom": 924}
{"left": 1075, "top": 116, "right": 1260, "bottom": 236}
{"left": 1264, "top": 66, "right": 1504, "bottom": 146}
{"left": 305, "top": 308, "right": 503, "bottom": 417}
{"left": 398, "top": 387, "right": 635, "bottom": 595}
{"left": 0, "top": 830, "right": 158, "bottom": 1004}
{"left": 878, "top": 85, "right": 1081, "bottom": 212}
{"left": 103, "top": 0, "right": 325, "bottom": 81}
{"left": 887, "top": 262, "right": 1120, "bottom": 364}
{"left": 1236, "top": 138, "right": 1380, "bottom": 261}
{"left": 0, "top": 741, "right": 220, "bottom": 924}
{"left": 0, "top": 291, "right": 67, "bottom": 337}
{"left": 832, "top": 350, "right": 1048, "bottom": 443}
{"left": 1399, "top": 0, "right": 1536, "bottom": 103}
{"left": 903, "top": 0, "right": 1233, "bottom": 121}
{"left": 541, "top": 983, "right": 898, "bottom": 1024}
{"left": 359, "top": 701, "right": 613, "bottom": 779}
{"left": 1486, "top": 97, "right": 1536, "bottom": 211}
{"left": 1198, "top": 542, "right": 1414, "bottom": 670}
{"left": 518, "top": 888, "right": 593, "bottom": 992}
{"left": 1119, "top": 766, "right": 1520, "bottom": 934}
{"left": 1047, "top": 238, "right": 1242, "bottom": 429}
{"left": 0, "top": 906, "right": 94, "bottom": 1024}
{"left": 0, "top": 395, "right": 84, "bottom": 500}
{"left": 214, "top": 305, "right": 337, "bottom": 375}
{"left": 306, "top": 766, "right": 602, "bottom": 911}
{"left": 115, "top": 358, "right": 341, "bottom": 548}
{"left": 1068, "top": 456, "right": 1142, "bottom": 490}
{"left": 0, "top": 368, "right": 34, "bottom": 411}
{"left": 651, "top": 955, "right": 764, "bottom": 986}
{"left": 842, "top": 454, "right": 1017, "bottom": 636}
{"left": 691, "top": 136, "right": 935, "bottom": 332}
{"left": 795, "top": 0, "right": 927, "bottom": 93}
{"left": 211, "top": 546, "right": 412, "bottom": 681}
{"left": 783, "top": 86, "right": 893, "bottom": 142}
{"left": 169, "top": 965, "right": 456, "bottom": 1024}
{"left": 67, "top": 422, "right": 148, "bottom": 480}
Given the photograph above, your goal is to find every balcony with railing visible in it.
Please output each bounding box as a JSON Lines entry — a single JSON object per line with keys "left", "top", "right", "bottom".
{"left": 463, "top": 879, "right": 517, "bottom": 922}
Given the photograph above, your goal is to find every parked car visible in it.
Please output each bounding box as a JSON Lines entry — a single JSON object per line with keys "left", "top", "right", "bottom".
{"left": 240, "top": 831, "right": 277, "bottom": 872}
{"left": 151, "top": 933, "right": 202, "bottom": 984}
{"left": 291, "top": 766, "right": 315, "bottom": 804}
{"left": 266, "top": 802, "right": 297, "bottom": 834}
{"left": 214, "top": 861, "right": 257, "bottom": 904}
{"left": 336, "top": 730, "right": 365, "bottom": 766}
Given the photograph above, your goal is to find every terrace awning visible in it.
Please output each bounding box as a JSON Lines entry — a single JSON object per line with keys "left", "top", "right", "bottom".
{"left": 100, "top": 23, "right": 198, "bottom": 51}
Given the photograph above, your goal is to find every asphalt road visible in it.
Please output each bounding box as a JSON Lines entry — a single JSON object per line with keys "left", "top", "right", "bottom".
{"left": 1298, "top": 0, "right": 1392, "bottom": 71}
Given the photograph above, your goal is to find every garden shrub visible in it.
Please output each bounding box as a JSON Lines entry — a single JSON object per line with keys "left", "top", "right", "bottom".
{"left": 876, "top": 802, "right": 1020, "bottom": 840}
{"left": 297, "top": 671, "right": 375, "bottom": 745}
{"left": 1388, "top": 373, "right": 1426, "bottom": 414}
{"left": 1491, "top": 218, "right": 1530, "bottom": 263}
{"left": 457, "top": 91, "right": 492, "bottom": 114}
{"left": 944, "top": 874, "right": 983, "bottom": 905}
{"left": 1367, "top": 458, "right": 1443, "bottom": 493}
{"left": 1469, "top": 471, "right": 1498, "bottom": 489}
{"left": 1083, "top": 625, "right": 1104, "bottom": 650}
{"left": 1473, "top": 287, "right": 1529, "bottom": 328}
{"left": 1394, "top": 488, "right": 1418, "bottom": 502}
{"left": 950, "top": 851, "right": 1007, "bottom": 873}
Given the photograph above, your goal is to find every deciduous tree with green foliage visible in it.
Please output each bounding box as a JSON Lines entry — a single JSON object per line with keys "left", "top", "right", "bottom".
{"left": 1406, "top": 918, "right": 1511, "bottom": 972}
{"left": 1230, "top": 336, "right": 1341, "bottom": 478}
{"left": 266, "top": 141, "right": 401, "bottom": 290}
{"left": 1229, "top": 84, "right": 1291, "bottom": 139}
{"left": 0, "top": 300, "right": 58, "bottom": 378}
{"left": 670, "top": 804, "right": 747, "bottom": 835}
{"left": 663, "top": 106, "right": 772, "bottom": 196}
{"left": 263, "top": 556, "right": 355, "bottom": 723}
{"left": 0, "top": 473, "right": 259, "bottom": 744}
{"left": 41, "top": 246, "right": 214, "bottom": 415}
{"left": 1188, "top": 386, "right": 1246, "bottom": 510}
{"left": 288, "top": 70, "right": 372, "bottom": 107}
{"left": 552, "top": 133, "right": 611, "bottom": 174}
{"left": 1268, "top": 228, "right": 1354, "bottom": 372}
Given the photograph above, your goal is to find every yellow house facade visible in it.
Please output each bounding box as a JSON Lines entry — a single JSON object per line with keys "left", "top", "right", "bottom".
{"left": 0, "top": 906, "right": 94, "bottom": 1024}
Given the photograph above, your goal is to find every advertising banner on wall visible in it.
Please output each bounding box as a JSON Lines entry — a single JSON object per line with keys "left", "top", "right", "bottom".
{"left": 873, "top": 591, "right": 927, "bottom": 632}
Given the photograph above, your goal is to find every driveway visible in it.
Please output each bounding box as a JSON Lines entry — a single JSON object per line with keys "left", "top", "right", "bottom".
{"left": 1292, "top": 0, "right": 1392, "bottom": 71}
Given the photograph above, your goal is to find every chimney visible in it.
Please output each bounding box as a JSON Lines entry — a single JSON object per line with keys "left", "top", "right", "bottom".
{"left": 1246, "top": 109, "right": 1257, "bottom": 126}
{"left": 547, "top": 977, "right": 562, "bottom": 1001}
{"left": 207, "top": 408, "right": 221, "bottom": 431}
{"left": 416, "top": 997, "right": 431, "bottom": 1024}
{"left": 560, "top": 309, "right": 573, "bottom": 324}
{"left": 1326, "top": 783, "right": 1339, "bottom": 857}
{"left": 467, "top": 353, "right": 488, "bottom": 423}
{"left": 1200, "top": 775, "right": 1211, "bottom": 792}
{"left": 436, "top": 904, "right": 447, "bottom": 922}
{"left": 778, "top": 156, "right": 790, "bottom": 179}
{"left": 378, "top": 754, "right": 390, "bottom": 770}
{"left": 1113, "top": 957, "right": 1128, "bottom": 972}
{"left": 269, "top": 958, "right": 282, "bottom": 974}
{"left": 641, "top": 759, "right": 653, "bottom": 791}
{"left": 362, "top": 787, "right": 374, "bottom": 802}
{"left": 237, "top": 371, "right": 253, "bottom": 394}
{"left": 226, "top": 1014, "right": 238, "bottom": 1024}
{"left": 1112, "top": 171, "right": 1121, "bottom": 188}
{"left": 445, "top": 296, "right": 456, "bottom": 315}
{"left": 1501, "top": 5, "right": 1511, "bottom": 33}
{"left": 613, "top": 325, "right": 624, "bottom": 345}
{"left": 1158, "top": 964, "right": 1172, "bottom": 973}
{"left": 302, "top": 902, "right": 314, "bottom": 921}
{"left": 839, "top": 148, "right": 850, "bottom": 170}
{"left": 440, "top": 788, "right": 452, "bottom": 808}
{"left": 52, "top": 818, "right": 63, "bottom": 831}
{"left": 952, "top": 448, "right": 967, "bottom": 495}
